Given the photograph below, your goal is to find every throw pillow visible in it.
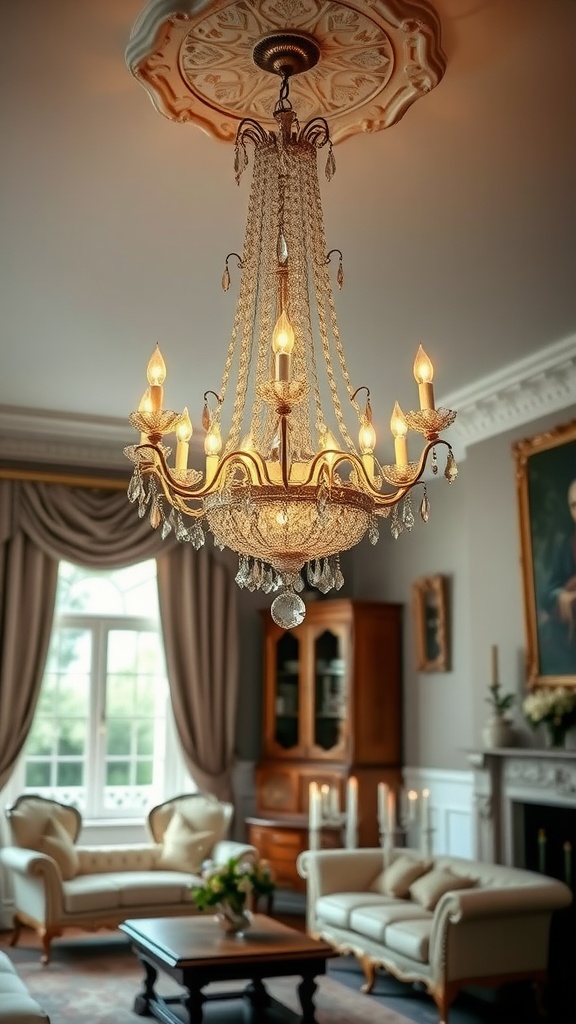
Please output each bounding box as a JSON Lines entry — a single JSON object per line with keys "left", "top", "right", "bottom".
{"left": 36, "top": 816, "right": 79, "bottom": 880}
{"left": 157, "top": 811, "right": 214, "bottom": 873}
{"left": 409, "top": 866, "right": 477, "bottom": 911}
{"left": 370, "top": 854, "right": 431, "bottom": 898}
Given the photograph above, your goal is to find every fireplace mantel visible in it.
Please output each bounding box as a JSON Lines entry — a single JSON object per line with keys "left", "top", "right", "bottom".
{"left": 467, "top": 747, "right": 576, "bottom": 865}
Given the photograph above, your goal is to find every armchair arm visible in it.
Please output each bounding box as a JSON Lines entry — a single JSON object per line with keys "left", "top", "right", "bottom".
{"left": 211, "top": 840, "right": 258, "bottom": 864}
{"left": 0, "top": 846, "right": 64, "bottom": 926}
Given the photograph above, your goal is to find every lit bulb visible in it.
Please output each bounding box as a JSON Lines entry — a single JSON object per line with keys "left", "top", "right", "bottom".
{"left": 204, "top": 421, "right": 222, "bottom": 485}
{"left": 175, "top": 407, "right": 192, "bottom": 471}
{"left": 390, "top": 401, "right": 408, "bottom": 439}
{"left": 358, "top": 418, "right": 376, "bottom": 454}
{"left": 146, "top": 344, "right": 166, "bottom": 411}
{"left": 320, "top": 429, "right": 338, "bottom": 469}
{"left": 147, "top": 343, "right": 166, "bottom": 386}
{"left": 272, "top": 310, "right": 295, "bottom": 354}
{"left": 413, "top": 344, "right": 435, "bottom": 411}
{"left": 175, "top": 407, "right": 193, "bottom": 443}
{"left": 390, "top": 402, "right": 408, "bottom": 467}
{"left": 272, "top": 310, "right": 295, "bottom": 382}
{"left": 204, "top": 423, "right": 222, "bottom": 456}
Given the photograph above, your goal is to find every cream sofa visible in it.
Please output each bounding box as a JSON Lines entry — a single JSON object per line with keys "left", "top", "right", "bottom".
{"left": 297, "top": 846, "right": 572, "bottom": 1023}
{"left": 0, "top": 793, "right": 258, "bottom": 964}
{"left": 0, "top": 949, "right": 50, "bottom": 1022}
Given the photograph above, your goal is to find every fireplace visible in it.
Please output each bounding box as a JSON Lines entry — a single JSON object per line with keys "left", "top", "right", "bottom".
{"left": 468, "top": 747, "right": 576, "bottom": 874}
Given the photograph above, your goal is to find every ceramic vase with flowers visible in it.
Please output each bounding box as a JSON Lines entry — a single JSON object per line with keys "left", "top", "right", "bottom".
{"left": 483, "top": 682, "right": 516, "bottom": 749}
{"left": 523, "top": 687, "right": 576, "bottom": 749}
{"left": 191, "top": 855, "right": 275, "bottom": 936}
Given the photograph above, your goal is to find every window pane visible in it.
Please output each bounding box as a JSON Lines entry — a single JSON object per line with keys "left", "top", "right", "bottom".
{"left": 57, "top": 762, "right": 84, "bottom": 788}
{"left": 106, "top": 762, "right": 130, "bottom": 786}
{"left": 136, "top": 761, "right": 153, "bottom": 785}
{"left": 136, "top": 722, "right": 153, "bottom": 755}
{"left": 107, "top": 720, "right": 131, "bottom": 756}
{"left": 26, "top": 763, "right": 51, "bottom": 788}
{"left": 56, "top": 560, "right": 159, "bottom": 618}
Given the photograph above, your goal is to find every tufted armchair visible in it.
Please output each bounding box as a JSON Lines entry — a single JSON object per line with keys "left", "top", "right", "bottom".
{"left": 0, "top": 792, "right": 258, "bottom": 963}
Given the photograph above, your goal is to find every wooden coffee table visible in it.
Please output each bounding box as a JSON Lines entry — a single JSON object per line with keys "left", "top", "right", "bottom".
{"left": 120, "top": 913, "right": 336, "bottom": 1024}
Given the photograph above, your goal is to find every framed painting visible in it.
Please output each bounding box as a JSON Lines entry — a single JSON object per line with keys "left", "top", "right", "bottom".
{"left": 513, "top": 419, "right": 576, "bottom": 688}
{"left": 412, "top": 574, "right": 449, "bottom": 672}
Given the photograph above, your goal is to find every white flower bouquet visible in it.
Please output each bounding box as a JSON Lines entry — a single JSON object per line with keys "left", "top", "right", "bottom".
{"left": 523, "top": 687, "right": 576, "bottom": 747}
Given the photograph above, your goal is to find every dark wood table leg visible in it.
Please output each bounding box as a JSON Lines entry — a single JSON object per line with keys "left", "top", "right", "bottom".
{"left": 297, "top": 974, "right": 319, "bottom": 1023}
{"left": 245, "top": 977, "right": 271, "bottom": 1011}
{"left": 133, "top": 956, "right": 157, "bottom": 1016}
{"left": 182, "top": 983, "right": 206, "bottom": 1024}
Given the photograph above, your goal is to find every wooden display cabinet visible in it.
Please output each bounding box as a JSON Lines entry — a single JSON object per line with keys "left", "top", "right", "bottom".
{"left": 248, "top": 600, "right": 402, "bottom": 885}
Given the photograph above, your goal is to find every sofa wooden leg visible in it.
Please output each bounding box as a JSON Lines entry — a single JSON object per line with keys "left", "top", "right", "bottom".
{"left": 431, "top": 981, "right": 457, "bottom": 1024}
{"left": 360, "top": 956, "right": 377, "bottom": 993}
{"left": 39, "top": 927, "right": 60, "bottom": 966}
{"left": 9, "top": 915, "right": 23, "bottom": 948}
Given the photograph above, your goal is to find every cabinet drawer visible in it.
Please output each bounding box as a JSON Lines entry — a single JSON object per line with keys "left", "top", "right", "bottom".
{"left": 266, "top": 829, "right": 302, "bottom": 853}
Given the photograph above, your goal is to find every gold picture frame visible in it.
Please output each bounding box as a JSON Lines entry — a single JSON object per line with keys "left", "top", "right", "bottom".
{"left": 513, "top": 419, "right": 576, "bottom": 689}
{"left": 412, "top": 574, "right": 449, "bottom": 672}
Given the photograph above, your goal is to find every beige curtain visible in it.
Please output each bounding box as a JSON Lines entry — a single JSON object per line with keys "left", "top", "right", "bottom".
{"left": 157, "top": 544, "right": 238, "bottom": 802}
{"left": 0, "top": 483, "right": 58, "bottom": 790}
{"left": 0, "top": 479, "right": 239, "bottom": 800}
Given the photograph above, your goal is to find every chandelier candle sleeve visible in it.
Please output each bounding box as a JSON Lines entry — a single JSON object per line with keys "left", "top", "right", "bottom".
{"left": 391, "top": 403, "right": 408, "bottom": 467}
{"left": 175, "top": 408, "right": 192, "bottom": 471}
{"left": 408, "top": 789, "right": 418, "bottom": 823}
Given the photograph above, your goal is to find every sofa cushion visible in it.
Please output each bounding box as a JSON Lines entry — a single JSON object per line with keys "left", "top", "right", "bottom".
{"left": 384, "top": 918, "right": 432, "bottom": 964}
{"left": 118, "top": 870, "right": 198, "bottom": 906}
{"left": 409, "top": 866, "right": 477, "bottom": 911}
{"left": 62, "top": 875, "right": 124, "bottom": 914}
{"left": 0, "top": 951, "right": 49, "bottom": 1022}
{"left": 36, "top": 816, "right": 79, "bottom": 880}
{"left": 370, "top": 854, "right": 431, "bottom": 898}
{"left": 156, "top": 812, "right": 214, "bottom": 872}
{"left": 316, "top": 892, "right": 397, "bottom": 929}
{"left": 350, "top": 901, "right": 432, "bottom": 943}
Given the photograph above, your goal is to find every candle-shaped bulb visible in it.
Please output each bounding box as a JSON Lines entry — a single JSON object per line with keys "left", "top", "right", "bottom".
{"left": 390, "top": 401, "right": 408, "bottom": 467}
{"left": 359, "top": 417, "right": 376, "bottom": 454}
{"left": 175, "top": 407, "right": 192, "bottom": 443}
{"left": 272, "top": 310, "right": 295, "bottom": 354}
{"left": 413, "top": 345, "right": 434, "bottom": 385}
{"left": 204, "top": 422, "right": 222, "bottom": 456}
{"left": 147, "top": 344, "right": 166, "bottom": 387}
{"left": 138, "top": 387, "right": 154, "bottom": 414}
{"left": 321, "top": 429, "right": 339, "bottom": 468}
{"left": 272, "top": 310, "right": 294, "bottom": 382}
{"left": 413, "top": 345, "right": 435, "bottom": 411}
{"left": 147, "top": 344, "right": 166, "bottom": 412}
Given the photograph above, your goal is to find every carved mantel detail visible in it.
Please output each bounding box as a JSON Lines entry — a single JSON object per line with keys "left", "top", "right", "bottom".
{"left": 468, "top": 748, "right": 576, "bottom": 865}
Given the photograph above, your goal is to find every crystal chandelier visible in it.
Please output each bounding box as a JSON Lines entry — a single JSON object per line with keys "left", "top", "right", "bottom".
{"left": 126, "top": 34, "right": 457, "bottom": 629}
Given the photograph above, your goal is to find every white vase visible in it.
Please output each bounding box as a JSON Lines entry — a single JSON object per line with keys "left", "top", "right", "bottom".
{"left": 483, "top": 713, "right": 514, "bottom": 749}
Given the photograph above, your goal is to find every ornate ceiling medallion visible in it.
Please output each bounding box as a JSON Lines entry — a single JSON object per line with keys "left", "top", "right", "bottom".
{"left": 126, "top": 0, "right": 445, "bottom": 144}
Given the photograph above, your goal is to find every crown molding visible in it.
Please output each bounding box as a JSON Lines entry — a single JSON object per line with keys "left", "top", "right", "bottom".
{"left": 438, "top": 334, "right": 576, "bottom": 458}
{"left": 0, "top": 335, "right": 574, "bottom": 470}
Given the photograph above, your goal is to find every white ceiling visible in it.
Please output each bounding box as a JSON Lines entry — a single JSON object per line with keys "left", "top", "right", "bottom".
{"left": 1, "top": 0, "right": 575, "bottom": 463}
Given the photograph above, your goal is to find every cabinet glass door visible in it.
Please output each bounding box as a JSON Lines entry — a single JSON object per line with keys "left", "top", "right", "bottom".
{"left": 274, "top": 631, "right": 300, "bottom": 750}
{"left": 313, "top": 629, "right": 347, "bottom": 754}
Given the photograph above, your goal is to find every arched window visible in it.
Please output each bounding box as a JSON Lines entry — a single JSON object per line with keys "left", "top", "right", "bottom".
{"left": 20, "top": 559, "right": 174, "bottom": 818}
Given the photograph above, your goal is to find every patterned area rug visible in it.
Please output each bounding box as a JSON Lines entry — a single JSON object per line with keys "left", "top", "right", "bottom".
{"left": 7, "top": 935, "right": 415, "bottom": 1024}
